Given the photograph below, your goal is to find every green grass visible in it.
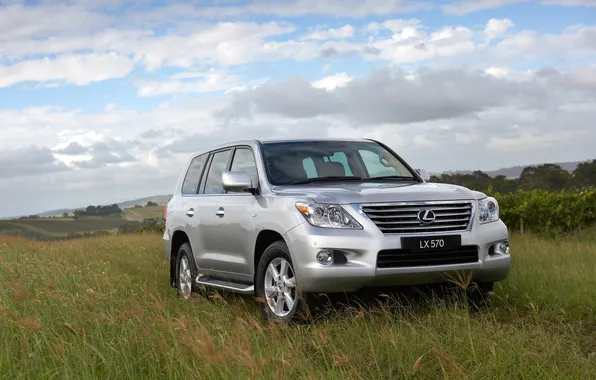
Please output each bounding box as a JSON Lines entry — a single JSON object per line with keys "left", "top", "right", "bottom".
{"left": 0, "top": 217, "right": 134, "bottom": 240}
{"left": 0, "top": 232, "right": 594, "bottom": 379}
{"left": 129, "top": 206, "right": 165, "bottom": 220}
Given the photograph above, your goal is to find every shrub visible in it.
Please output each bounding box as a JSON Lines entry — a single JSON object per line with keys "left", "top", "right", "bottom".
{"left": 489, "top": 187, "right": 596, "bottom": 236}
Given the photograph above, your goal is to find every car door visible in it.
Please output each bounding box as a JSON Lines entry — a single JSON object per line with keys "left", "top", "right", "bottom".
{"left": 194, "top": 147, "right": 234, "bottom": 277}
{"left": 208, "top": 146, "right": 260, "bottom": 283}
{"left": 175, "top": 152, "right": 220, "bottom": 271}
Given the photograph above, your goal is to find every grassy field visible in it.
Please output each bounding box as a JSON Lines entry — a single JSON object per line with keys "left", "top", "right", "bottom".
{"left": 0, "top": 206, "right": 163, "bottom": 240}
{"left": 0, "top": 217, "right": 132, "bottom": 240}
{"left": 0, "top": 232, "right": 595, "bottom": 379}
{"left": 125, "top": 206, "right": 165, "bottom": 221}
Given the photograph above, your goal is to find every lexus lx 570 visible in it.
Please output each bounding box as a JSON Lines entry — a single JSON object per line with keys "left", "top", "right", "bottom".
{"left": 163, "top": 138, "right": 511, "bottom": 323}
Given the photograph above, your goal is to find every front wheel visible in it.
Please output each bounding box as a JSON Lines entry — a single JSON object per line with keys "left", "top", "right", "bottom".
{"left": 255, "top": 241, "right": 309, "bottom": 324}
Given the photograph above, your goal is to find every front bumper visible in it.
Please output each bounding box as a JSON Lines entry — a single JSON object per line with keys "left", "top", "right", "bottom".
{"left": 284, "top": 218, "right": 511, "bottom": 293}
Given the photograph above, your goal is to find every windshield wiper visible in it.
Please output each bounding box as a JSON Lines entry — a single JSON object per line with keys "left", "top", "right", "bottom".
{"left": 364, "top": 175, "right": 418, "bottom": 181}
{"left": 290, "top": 176, "right": 363, "bottom": 185}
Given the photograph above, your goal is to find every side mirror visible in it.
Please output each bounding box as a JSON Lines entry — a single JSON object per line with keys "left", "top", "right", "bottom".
{"left": 415, "top": 168, "right": 430, "bottom": 181}
{"left": 222, "top": 171, "right": 254, "bottom": 193}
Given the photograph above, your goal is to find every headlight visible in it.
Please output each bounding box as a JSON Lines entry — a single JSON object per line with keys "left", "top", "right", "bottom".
{"left": 478, "top": 197, "right": 499, "bottom": 224}
{"left": 295, "top": 202, "right": 362, "bottom": 229}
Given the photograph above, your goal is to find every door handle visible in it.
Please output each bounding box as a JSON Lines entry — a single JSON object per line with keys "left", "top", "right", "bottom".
{"left": 186, "top": 208, "right": 195, "bottom": 217}
{"left": 215, "top": 207, "right": 225, "bottom": 217}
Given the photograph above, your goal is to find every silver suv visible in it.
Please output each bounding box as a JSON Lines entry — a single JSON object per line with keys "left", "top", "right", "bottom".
{"left": 163, "top": 138, "right": 511, "bottom": 323}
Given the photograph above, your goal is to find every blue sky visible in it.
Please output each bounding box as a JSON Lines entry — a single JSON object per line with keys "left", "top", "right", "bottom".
{"left": 1, "top": 0, "right": 595, "bottom": 216}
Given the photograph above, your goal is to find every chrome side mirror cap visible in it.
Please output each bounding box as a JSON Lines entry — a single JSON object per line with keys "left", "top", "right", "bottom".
{"left": 222, "top": 171, "right": 254, "bottom": 193}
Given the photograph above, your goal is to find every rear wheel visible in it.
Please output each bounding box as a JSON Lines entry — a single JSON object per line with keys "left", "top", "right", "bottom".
{"left": 255, "top": 241, "right": 309, "bottom": 323}
{"left": 175, "top": 243, "right": 196, "bottom": 299}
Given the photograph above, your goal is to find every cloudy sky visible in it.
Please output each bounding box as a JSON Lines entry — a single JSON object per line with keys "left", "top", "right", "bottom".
{"left": 1, "top": 0, "right": 595, "bottom": 217}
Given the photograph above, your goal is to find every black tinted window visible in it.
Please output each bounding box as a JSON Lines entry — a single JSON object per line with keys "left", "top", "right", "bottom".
{"left": 181, "top": 153, "right": 208, "bottom": 195}
{"left": 203, "top": 149, "right": 231, "bottom": 195}
{"left": 230, "top": 148, "right": 258, "bottom": 186}
{"left": 261, "top": 140, "right": 415, "bottom": 185}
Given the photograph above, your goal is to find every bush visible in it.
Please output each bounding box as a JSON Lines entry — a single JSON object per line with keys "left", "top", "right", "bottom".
{"left": 118, "top": 218, "right": 165, "bottom": 235}
{"left": 489, "top": 187, "right": 596, "bottom": 236}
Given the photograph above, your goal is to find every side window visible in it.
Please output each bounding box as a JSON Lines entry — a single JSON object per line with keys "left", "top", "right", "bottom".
{"left": 203, "top": 149, "right": 232, "bottom": 195}
{"left": 359, "top": 149, "right": 398, "bottom": 177}
{"left": 181, "top": 153, "right": 208, "bottom": 195}
{"left": 230, "top": 148, "right": 259, "bottom": 186}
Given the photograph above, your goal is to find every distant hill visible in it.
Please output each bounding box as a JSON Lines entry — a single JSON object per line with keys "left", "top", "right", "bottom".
{"left": 432, "top": 161, "right": 582, "bottom": 179}
{"left": 35, "top": 194, "right": 172, "bottom": 218}
{"left": 116, "top": 195, "right": 173, "bottom": 210}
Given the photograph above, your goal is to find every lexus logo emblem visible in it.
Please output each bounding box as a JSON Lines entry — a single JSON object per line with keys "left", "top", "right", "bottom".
{"left": 417, "top": 209, "right": 436, "bottom": 224}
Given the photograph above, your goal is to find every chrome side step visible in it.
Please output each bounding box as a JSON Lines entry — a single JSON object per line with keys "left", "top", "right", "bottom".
{"left": 195, "top": 275, "right": 255, "bottom": 295}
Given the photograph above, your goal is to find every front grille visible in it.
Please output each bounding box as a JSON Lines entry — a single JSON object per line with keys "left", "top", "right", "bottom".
{"left": 377, "top": 246, "right": 479, "bottom": 268}
{"left": 361, "top": 201, "right": 473, "bottom": 234}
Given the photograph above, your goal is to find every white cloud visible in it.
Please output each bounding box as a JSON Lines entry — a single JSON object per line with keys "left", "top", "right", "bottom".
{"left": 0, "top": 146, "right": 69, "bottom": 179}
{"left": 366, "top": 19, "right": 422, "bottom": 33}
{"left": 441, "top": 0, "right": 596, "bottom": 15}
{"left": 312, "top": 72, "right": 354, "bottom": 91}
{"left": 136, "top": 68, "right": 240, "bottom": 96}
{"left": 493, "top": 26, "right": 596, "bottom": 58}
{"left": 1, "top": 28, "right": 150, "bottom": 61}
{"left": 136, "top": 69, "right": 271, "bottom": 97}
{"left": 128, "top": 0, "right": 431, "bottom": 20}
{"left": 0, "top": 3, "right": 112, "bottom": 41}
{"left": 130, "top": 21, "right": 297, "bottom": 70}
{"left": 483, "top": 66, "right": 537, "bottom": 81}
{"left": 302, "top": 24, "right": 355, "bottom": 40}
{"left": 541, "top": 0, "right": 596, "bottom": 6}
{"left": 442, "top": 0, "right": 529, "bottom": 15}
{"left": 487, "top": 129, "right": 591, "bottom": 151}
{"left": 485, "top": 18, "right": 515, "bottom": 41}
{"left": 0, "top": 53, "right": 134, "bottom": 88}
{"left": 368, "top": 23, "right": 477, "bottom": 64}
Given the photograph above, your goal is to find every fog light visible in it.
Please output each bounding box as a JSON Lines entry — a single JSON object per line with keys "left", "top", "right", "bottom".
{"left": 498, "top": 241, "right": 510, "bottom": 255}
{"left": 316, "top": 250, "right": 333, "bottom": 265}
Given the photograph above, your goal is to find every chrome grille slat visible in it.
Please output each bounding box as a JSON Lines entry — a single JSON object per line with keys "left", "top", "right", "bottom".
{"left": 362, "top": 205, "right": 470, "bottom": 213}
{"left": 366, "top": 211, "right": 471, "bottom": 218}
{"left": 372, "top": 217, "right": 470, "bottom": 225}
{"left": 361, "top": 201, "right": 473, "bottom": 234}
{"left": 379, "top": 224, "right": 468, "bottom": 231}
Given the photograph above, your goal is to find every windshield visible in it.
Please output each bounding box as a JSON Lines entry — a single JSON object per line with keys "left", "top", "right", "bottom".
{"left": 260, "top": 140, "right": 418, "bottom": 186}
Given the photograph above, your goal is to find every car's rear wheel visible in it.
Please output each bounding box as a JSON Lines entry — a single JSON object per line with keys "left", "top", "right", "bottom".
{"left": 255, "top": 241, "right": 309, "bottom": 324}
{"left": 175, "top": 243, "right": 196, "bottom": 299}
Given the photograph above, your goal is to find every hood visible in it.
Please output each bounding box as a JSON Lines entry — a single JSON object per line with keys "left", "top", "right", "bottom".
{"left": 271, "top": 181, "right": 485, "bottom": 204}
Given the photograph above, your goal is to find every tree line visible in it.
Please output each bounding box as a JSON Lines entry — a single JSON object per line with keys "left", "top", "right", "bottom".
{"left": 430, "top": 160, "right": 596, "bottom": 194}
{"left": 73, "top": 204, "right": 123, "bottom": 218}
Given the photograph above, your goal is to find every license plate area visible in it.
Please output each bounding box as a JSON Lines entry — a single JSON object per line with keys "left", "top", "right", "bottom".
{"left": 401, "top": 235, "right": 462, "bottom": 253}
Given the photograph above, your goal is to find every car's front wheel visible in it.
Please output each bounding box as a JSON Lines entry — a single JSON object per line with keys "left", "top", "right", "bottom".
{"left": 255, "top": 241, "right": 308, "bottom": 323}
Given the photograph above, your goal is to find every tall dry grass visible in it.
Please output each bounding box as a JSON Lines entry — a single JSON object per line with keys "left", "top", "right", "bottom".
{"left": 0, "top": 232, "right": 594, "bottom": 379}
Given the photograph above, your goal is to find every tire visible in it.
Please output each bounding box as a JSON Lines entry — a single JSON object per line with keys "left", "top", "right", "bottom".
{"left": 175, "top": 243, "right": 197, "bottom": 299}
{"left": 255, "top": 241, "right": 309, "bottom": 324}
